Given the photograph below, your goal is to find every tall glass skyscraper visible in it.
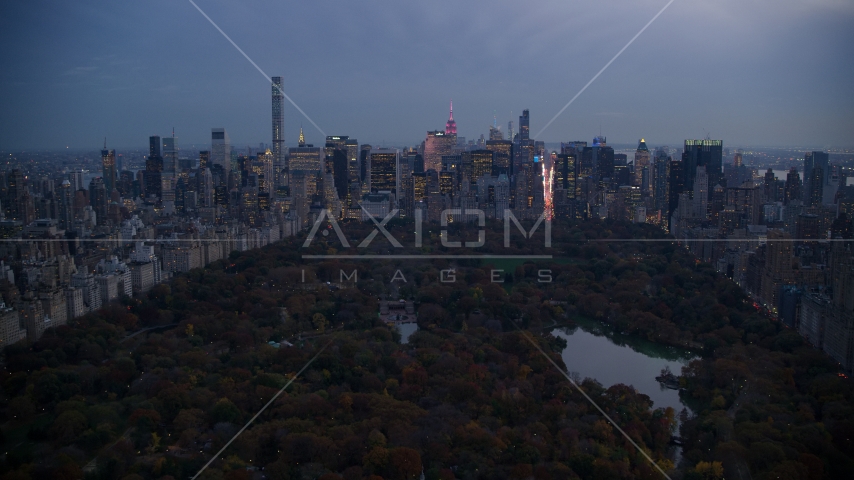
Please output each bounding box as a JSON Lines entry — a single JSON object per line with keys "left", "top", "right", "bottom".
{"left": 145, "top": 136, "right": 163, "bottom": 199}
{"left": 633, "top": 139, "right": 650, "bottom": 193}
{"left": 101, "top": 144, "right": 117, "bottom": 193}
{"left": 211, "top": 128, "right": 231, "bottom": 171}
{"left": 803, "top": 151, "right": 829, "bottom": 203}
{"left": 682, "top": 139, "right": 722, "bottom": 197}
{"left": 162, "top": 132, "right": 177, "bottom": 176}
{"left": 272, "top": 77, "right": 284, "bottom": 170}
{"left": 653, "top": 148, "right": 670, "bottom": 214}
{"left": 149, "top": 135, "right": 161, "bottom": 159}
{"left": 518, "top": 109, "right": 530, "bottom": 141}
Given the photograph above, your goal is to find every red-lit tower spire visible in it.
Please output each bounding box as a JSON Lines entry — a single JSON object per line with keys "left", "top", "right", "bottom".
{"left": 445, "top": 100, "right": 457, "bottom": 135}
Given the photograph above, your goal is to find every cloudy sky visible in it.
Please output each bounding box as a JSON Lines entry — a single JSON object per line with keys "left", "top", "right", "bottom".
{"left": 1, "top": 0, "right": 852, "bottom": 150}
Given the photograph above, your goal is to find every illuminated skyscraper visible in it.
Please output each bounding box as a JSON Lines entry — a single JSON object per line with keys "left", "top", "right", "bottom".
{"left": 289, "top": 136, "right": 322, "bottom": 177}
{"left": 421, "top": 103, "right": 458, "bottom": 173}
{"left": 101, "top": 141, "right": 117, "bottom": 193}
{"left": 369, "top": 149, "right": 398, "bottom": 193}
{"left": 485, "top": 140, "right": 512, "bottom": 176}
{"left": 272, "top": 76, "right": 285, "bottom": 169}
{"left": 199, "top": 151, "right": 210, "bottom": 170}
{"left": 445, "top": 101, "right": 457, "bottom": 135}
{"left": 554, "top": 153, "right": 577, "bottom": 220}
{"left": 582, "top": 136, "right": 614, "bottom": 182}
{"left": 470, "top": 150, "right": 494, "bottom": 182}
{"left": 413, "top": 172, "right": 427, "bottom": 204}
{"left": 423, "top": 130, "right": 455, "bottom": 173}
{"left": 633, "top": 139, "right": 650, "bottom": 193}
{"left": 345, "top": 138, "right": 359, "bottom": 181}
{"left": 554, "top": 154, "right": 577, "bottom": 193}
{"left": 519, "top": 109, "right": 530, "bottom": 141}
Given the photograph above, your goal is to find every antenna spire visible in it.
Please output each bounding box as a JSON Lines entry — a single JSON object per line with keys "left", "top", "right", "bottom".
{"left": 444, "top": 100, "right": 457, "bottom": 135}
{"left": 103, "top": 137, "right": 106, "bottom": 149}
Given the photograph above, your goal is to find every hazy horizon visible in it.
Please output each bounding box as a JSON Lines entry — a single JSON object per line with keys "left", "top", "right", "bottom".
{"left": 1, "top": 0, "right": 852, "bottom": 150}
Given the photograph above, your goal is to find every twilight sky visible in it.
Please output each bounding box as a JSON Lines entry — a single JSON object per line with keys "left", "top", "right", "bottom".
{"left": 1, "top": 0, "right": 852, "bottom": 151}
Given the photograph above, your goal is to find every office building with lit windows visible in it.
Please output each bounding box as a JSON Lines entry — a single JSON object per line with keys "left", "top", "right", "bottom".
{"left": 369, "top": 148, "right": 398, "bottom": 193}
{"left": 485, "top": 139, "right": 512, "bottom": 176}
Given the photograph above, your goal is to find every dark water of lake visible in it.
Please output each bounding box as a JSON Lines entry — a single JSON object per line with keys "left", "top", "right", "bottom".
{"left": 553, "top": 318, "right": 698, "bottom": 464}
{"left": 553, "top": 318, "right": 696, "bottom": 415}
{"left": 399, "top": 317, "right": 695, "bottom": 463}
{"left": 398, "top": 322, "right": 418, "bottom": 344}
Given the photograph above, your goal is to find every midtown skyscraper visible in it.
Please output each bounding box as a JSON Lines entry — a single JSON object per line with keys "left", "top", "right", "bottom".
{"left": 272, "top": 76, "right": 285, "bottom": 169}
{"left": 682, "top": 139, "right": 723, "bottom": 198}
{"left": 368, "top": 148, "right": 398, "bottom": 193}
{"left": 445, "top": 101, "right": 456, "bottom": 135}
{"left": 145, "top": 135, "right": 163, "bottom": 199}
{"left": 633, "top": 139, "right": 650, "bottom": 194}
{"left": 101, "top": 141, "right": 116, "bottom": 193}
{"left": 162, "top": 131, "right": 177, "bottom": 176}
{"left": 211, "top": 128, "right": 231, "bottom": 171}
{"left": 518, "top": 109, "right": 530, "bottom": 141}
{"left": 804, "top": 151, "right": 830, "bottom": 203}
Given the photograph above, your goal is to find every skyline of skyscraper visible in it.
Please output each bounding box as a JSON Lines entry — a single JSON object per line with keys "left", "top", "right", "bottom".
{"left": 804, "top": 150, "right": 830, "bottom": 203}
{"left": 211, "top": 128, "right": 231, "bottom": 171}
{"left": 633, "top": 139, "right": 650, "bottom": 194}
{"left": 144, "top": 135, "right": 163, "bottom": 200}
{"left": 101, "top": 143, "right": 116, "bottom": 194}
{"left": 445, "top": 101, "right": 456, "bottom": 136}
{"left": 368, "top": 148, "right": 398, "bottom": 194}
{"left": 423, "top": 130, "right": 455, "bottom": 173}
{"left": 149, "top": 135, "right": 161, "bottom": 159}
{"left": 162, "top": 131, "right": 177, "bottom": 176}
{"left": 682, "top": 139, "right": 723, "bottom": 198}
{"left": 272, "top": 76, "right": 285, "bottom": 171}
{"left": 518, "top": 109, "right": 530, "bottom": 141}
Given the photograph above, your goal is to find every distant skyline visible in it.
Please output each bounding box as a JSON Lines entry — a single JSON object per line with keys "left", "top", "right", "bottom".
{"left": 1, "top": 0, "right": 852, "bottom": 150}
